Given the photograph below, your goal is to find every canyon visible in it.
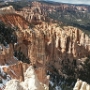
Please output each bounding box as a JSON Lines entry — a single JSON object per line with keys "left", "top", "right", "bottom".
{"left": 0, "top": 1, "right": 90, "bottom": 90}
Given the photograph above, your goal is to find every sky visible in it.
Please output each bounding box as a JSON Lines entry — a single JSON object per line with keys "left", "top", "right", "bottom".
{"left": 49, "top": 0, "right": 90, "bottom": 5}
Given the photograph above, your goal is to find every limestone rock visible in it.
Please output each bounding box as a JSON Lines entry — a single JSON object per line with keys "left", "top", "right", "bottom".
{"left": 0, "top": 6, "right": 15, "bottom": 14}
{"left": 1, "top": 12, "right": 90, "bottom": 79}
{"left": 0, "top": 14, "right": 29, "bottom": 29}
{"left": 73, "top": 79, "right": 90, "bottom": 90}
{"left": 3, "top": 62, "right": 30, "bottom": 81}
{"left": 0, "top": 44, "right": 18, "bottom": 65}
{"left": 5, "top": 66, "right": 49, "bottom": 90}
{"left": 22, "top": 66, "right": 45, "bottom": 90}
{"left": 0, "top": 6, "right": 90, "bottom": 89}
{"left": 5, "top": 79, "right": 24, "bottom": 90}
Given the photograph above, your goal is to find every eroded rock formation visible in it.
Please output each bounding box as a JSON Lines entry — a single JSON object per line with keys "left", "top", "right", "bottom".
{"left": 0, "top": 6, "right": 15, "bottom": 14}
{"left": 2, "top": 61, "right": 49, "bottom": 84}
{"left": 0, "top": 44, "right": 18, "bottom": 65}
{"left": 73, "top": 79, "right": 90, "bottom": 90}
{"left": 0, "top": 14, "right": 29, "bottom": 29}
{"left": 0, "top": 5, "right": 90, "bottom": 90}
{"left": 23, "top": 23, "right": 90, "bottom": 71}
{"left": 4, "top": 66, "right": 49, "bottom": 90}
{"left": 1, "top": 12, "right": 90, "bottom": 78}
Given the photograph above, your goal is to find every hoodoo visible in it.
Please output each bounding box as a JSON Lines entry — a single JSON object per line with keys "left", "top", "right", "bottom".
{"left": 0, "top": 1, "right": 90, "bottom": 89}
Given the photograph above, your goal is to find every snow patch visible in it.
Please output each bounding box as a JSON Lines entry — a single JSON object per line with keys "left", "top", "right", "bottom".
{"left": 5, "top": 66, "right": 49, "bottom": 90}
{"left": 0, "top": 65, "right": 11, "bottom": 89}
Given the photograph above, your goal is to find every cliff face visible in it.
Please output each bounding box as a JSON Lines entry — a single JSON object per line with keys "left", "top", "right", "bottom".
{"left": 0, "top": 14, "right": 29, "bottom": 29}
{"left": 3, "top": 61, "right": 49, "bottom": 85}
{"left": 4, "top": 66, "right": 49, "bottom": 90}
{"left": 26, "top": 23, "right": 90, "bottom": 74}
{"left": 1, "top": 12, "right": 90, "bottom": 77}
{"left": 0, "top": 44, "right": 18, "bottom": 65}
{"left": 16, "top": 1, "right": 90, "bottom": 33}
{"left": 0, "top": 11, "right": 48, "bottom": 89}
{"left": 0, "top": 5, "right": 90, "bottom": 89}
{"left": 3, "top": 62, "right": 30, "bottom": 81}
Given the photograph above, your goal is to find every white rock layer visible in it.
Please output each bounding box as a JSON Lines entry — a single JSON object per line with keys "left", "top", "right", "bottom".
{"left": 73, "top": 79, "right": 90, "bottom": 90}
{"left": 5, "top": 66, "right": 49, "bottom": 90}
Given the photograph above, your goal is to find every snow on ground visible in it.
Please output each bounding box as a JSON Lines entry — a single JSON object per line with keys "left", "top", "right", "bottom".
{"left": 13, "top": 56, "right": 18, "bottom": 60}
{"left": 0, "top": 65, "right": 11, "bottom": 90}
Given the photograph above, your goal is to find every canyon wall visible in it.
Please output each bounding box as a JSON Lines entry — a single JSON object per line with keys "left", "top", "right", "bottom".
{"left": 27, "top": 23, "right": 90, "bottom": 74}
{"left": 0, "top": 14, "right": 29, "bottom": 29}
{"left": 0, "top": 5, "right": 90, "bottom": 89}
{"left": 16, "top": 1, "right": 90, "bottom": 24}
{"left": 0, "top": 12, "right": 90, "bottom": 79}
{"left": 0, "top": 44, "right": 17, "bottom": 65}
{"left": 4, "top": 66, "right": 49, "bottom": 90}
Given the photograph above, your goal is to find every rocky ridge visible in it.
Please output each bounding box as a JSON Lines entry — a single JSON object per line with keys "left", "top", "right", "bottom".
{"left": 17, "top": 1, "right": 90, "bottom": 23}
